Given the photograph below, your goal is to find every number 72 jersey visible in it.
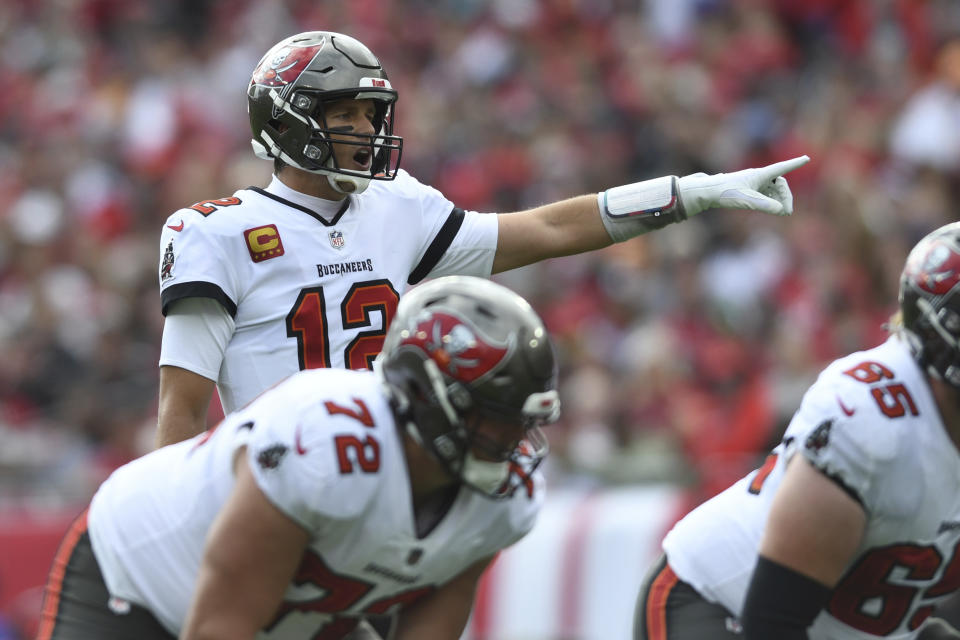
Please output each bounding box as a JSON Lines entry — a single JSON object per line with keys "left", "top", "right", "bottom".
{"left": 663, "top": 335, "right": 960, "bottom": 640}
{"left": 157, "top": 171, "right": 498, "bottom": 414}
{"left": 88, "top": 368, "right": 542, "bottom": 638}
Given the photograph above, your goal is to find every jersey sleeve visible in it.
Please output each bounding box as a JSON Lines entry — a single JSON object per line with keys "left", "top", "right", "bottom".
{"left": 784, "top": 366, "right": 906, "bottom": 513}
{"left": 403, "top": 176, "right": 498, "bottom": 284}
{"left": 158, "top": 209, "right": 241, "bottom": 317}
{"left": 158, "top": 298, "right": 234, "bottom": 379}
{"left": 237, "top": 376, "right": 380, "bottom": 535}
{"left": 413, "top": 209, "right": 498, "bottom": 283}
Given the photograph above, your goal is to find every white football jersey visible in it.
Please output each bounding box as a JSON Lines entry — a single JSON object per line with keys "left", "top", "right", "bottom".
{"left": 664, "top": 335, "right": 960, "bottom": 640}
{"left": 157, "top": 171, "right": 498, "bottom": 413}
{"left": 87, "top": 368, "right": 542, "bottom": 638}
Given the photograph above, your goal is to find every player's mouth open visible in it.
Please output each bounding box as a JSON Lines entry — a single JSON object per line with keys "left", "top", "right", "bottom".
{"left": 353, "top": 148, "right": 372, "bottom": 169}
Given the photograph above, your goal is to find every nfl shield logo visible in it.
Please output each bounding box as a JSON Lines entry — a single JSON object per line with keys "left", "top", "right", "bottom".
{"left": 329, "top": 230, "right": 345, "bottom": 250}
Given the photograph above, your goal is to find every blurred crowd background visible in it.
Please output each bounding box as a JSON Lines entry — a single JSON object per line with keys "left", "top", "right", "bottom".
{"left": 2, "top": 0, "right": 960, "bottom": 634}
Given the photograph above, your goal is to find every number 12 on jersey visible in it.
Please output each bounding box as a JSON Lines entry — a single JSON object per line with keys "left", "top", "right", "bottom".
{"left": 286, "top": 280, "right": 400, "bottom": 371}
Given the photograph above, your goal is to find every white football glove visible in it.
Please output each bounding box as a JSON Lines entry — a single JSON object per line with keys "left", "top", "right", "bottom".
{"left": 678, "top": 155, "right": 810, "bottom": 217}
{"left": 597, "top": 155, "right": 810, "bottom": 242}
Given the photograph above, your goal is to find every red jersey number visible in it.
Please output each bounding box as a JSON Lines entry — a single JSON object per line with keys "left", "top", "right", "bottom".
{"left": 829, "top": 540, "right": 960, "bottom": 634}
{"left": 286, "top": 279, "right": 399, "bottom": 371}
{"left": 269, "top": 552, "right": 434, "bottom": 640}
{"left": 325, "top": 398, "right": 381, "bottom": 475}
{"left": 189, "top": 197, "right": 242, "bottom": 216}
{"left": 842, "top": 361, "right": 919, "bottom": 419}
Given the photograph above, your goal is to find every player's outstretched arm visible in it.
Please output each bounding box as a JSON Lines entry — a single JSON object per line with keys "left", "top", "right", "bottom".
{"left": 492, "top": 156, "right": 809, "bottom": 273}
{"left": 741, "top": 454, "right": 866, "bottom": 640}
{"left": 392, "top": 556, "right": 493, "bottom": 640}
{"left": 181, "top": 450, "right": 309, "bottom": 640}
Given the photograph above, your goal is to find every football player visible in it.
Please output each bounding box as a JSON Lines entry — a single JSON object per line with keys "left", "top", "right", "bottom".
{"left": 633, "top": 221, "right": 960, "bottom": 640}
{"left": 38, "top": 276, "right": 561, "bottom": 640}
{"left": 156, "top": 30, "right": 809, "bottom": 446}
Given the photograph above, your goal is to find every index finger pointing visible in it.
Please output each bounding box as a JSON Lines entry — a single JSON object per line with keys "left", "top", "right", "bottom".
{"left": 758, "top": 155, "right": 810, "bottom": 180}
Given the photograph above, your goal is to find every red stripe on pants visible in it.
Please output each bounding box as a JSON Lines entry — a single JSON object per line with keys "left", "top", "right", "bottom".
{"left": 645, "top": 562, "right": 679, "bottom": 640}
{"left": 36, "top": 508, "right": 89, "bottom": 640}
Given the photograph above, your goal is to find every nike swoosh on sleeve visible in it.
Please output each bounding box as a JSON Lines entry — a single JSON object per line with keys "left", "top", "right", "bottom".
{"left": 294, "top": 424, "right": 308, "bottom": 455}
{"left": 836, "top": 396, "right": 856, "bottom": 416}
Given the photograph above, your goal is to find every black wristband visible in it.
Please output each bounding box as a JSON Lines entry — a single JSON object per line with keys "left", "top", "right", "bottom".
{"left": 741, "top": 556, "right": 832, "bottom": 640}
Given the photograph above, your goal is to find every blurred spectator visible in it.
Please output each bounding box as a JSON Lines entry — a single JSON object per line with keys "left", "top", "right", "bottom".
{"left": 1, "top": 0, "right": 959, "bottom": 512}
{"left": 890, "top": 34, "right": 960, "bottom": 172}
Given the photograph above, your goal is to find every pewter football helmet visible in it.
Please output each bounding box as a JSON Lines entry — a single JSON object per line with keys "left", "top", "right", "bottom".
{"left": 378, "top": 277, "right": 560, "bottom": 498}
{"left": 247, "top": 31, "right": 402, "bottom": 194}
{"left": 900, "top": 221, "right": 960, "bottom": 388}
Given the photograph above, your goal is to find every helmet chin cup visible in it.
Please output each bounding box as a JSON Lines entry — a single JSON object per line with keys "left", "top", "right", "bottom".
{"left": 328, "top": 173, "right": 370, "bottom": 195}
{"left": 461, "top": 453, "right": 511, "bottom": 496}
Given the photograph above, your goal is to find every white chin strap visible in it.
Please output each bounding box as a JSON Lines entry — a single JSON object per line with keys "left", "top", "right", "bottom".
{"left": 462, "top": 453, "right": 510, "bottom": 494}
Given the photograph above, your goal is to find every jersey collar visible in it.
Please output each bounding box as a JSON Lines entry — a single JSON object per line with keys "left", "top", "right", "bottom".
{"left": 250, "top": 176, "right": 350, "bottom": 226}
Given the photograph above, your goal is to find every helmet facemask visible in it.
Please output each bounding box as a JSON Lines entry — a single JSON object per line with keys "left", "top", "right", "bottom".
{"left": 418, "top": 360, "right": 555, "bottom": 499}
{"left": 903, "top": 291, "right": 960, "bottom": 387}
{"left": 253, "top": 88, "right": 402, "bottom": 195}
{"left": 457, "top": 417, "right": 550, "bottom": 498}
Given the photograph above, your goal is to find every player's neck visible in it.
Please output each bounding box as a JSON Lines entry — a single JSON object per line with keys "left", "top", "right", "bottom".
{"left": 275, "top": 167, "right": 345, "bottom": 201}
{"left": 401, "top": 432, "right": 458, "bottom": 502}
{"left": 930, "top": 376, "right": 960, "bottom": 451}
{"left": 401, "top": 432, "right": 461, "bottom": 536}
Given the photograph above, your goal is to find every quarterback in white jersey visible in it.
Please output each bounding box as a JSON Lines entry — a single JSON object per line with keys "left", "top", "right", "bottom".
{"left": 156, "top": 29, "right": 808, "bottom": 446}
{"left": 39, "top": 276, "right": 562, "bottom": 640}
{"left": 158, "top": 169, "right": 497, "bottom": 414}
{"left": 635, "top": 222, "right": 960, "bottom": 640}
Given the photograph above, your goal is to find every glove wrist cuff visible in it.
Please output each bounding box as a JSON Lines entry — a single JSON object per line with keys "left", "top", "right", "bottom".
{"left": 598, "top": 176, "right": 687, "bottom": 243}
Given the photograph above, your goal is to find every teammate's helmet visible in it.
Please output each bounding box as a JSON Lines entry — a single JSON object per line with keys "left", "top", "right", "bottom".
{"left": 378, "top": 276, "right": 560, "bottom": 499}
{"left": 899, "top": 221, "right": 960, "bottom": 388}
{"left": 247, "top": 31, "right": 402, "bottom": 195}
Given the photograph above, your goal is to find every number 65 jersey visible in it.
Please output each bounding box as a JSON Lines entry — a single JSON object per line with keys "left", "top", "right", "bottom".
{"left": 158, "top": 172, "right": 498, "bottom": 414}
{"left": 88, "top": 367, "right": 543, "bottom": 638}
{"left": 663, "top": 334, "right": 960, "bottom": 640}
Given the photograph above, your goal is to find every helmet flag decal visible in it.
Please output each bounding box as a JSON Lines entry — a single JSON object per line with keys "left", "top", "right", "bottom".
{"left": 403, "top": 311, "right": 510, "bottom": 383}
{"left": 250, "top": 40, "right": 326, "bottom": 89}
{"left": 906, "top": 240, "right": 960, "bottom": 296}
